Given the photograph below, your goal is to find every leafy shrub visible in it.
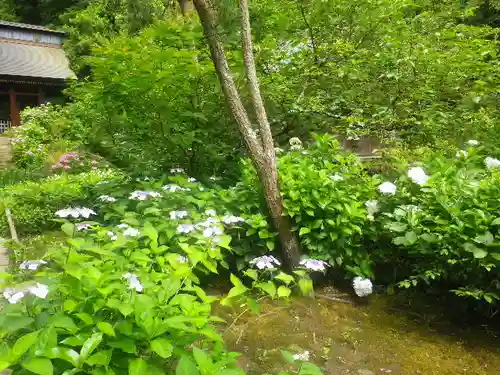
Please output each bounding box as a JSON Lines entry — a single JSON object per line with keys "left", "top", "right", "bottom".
{"left": 0, "top": 170, "right": 125, "bottom": 237}
{"left": 370, "top": 142, "right": 500, "bottom": 303}
{"left": 0, "top": 173, "right": 325, "bottom": 375}
{"left": 223, "top": 134, "right": 377, "bottom": 277}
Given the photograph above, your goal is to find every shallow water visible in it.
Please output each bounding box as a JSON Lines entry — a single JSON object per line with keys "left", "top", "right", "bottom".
{"left": 220, "top": 289, "right": 500, "bottom": 375}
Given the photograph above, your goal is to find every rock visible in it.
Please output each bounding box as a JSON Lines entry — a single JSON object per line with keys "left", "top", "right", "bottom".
{"left": 357, "top": 370, "right": 375, "bottom": 375}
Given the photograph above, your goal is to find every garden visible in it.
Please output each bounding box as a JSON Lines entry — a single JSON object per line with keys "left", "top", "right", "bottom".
{"left": 2, "top": 0, "right": 500, "bottom": 374}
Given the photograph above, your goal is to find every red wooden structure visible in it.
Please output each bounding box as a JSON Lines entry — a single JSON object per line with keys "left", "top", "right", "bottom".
{"left": 0, "top": 20, "right": 74, "bottom": 131}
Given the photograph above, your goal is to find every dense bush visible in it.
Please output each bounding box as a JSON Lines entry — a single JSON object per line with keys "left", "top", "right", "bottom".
{"left": 0, "top": 172, "right": 324, "bottom": 375}
{"left": 0, "top": 170, "right": 125, "bottom": 237}
{"left": 368, "top": 142, "right": 500, "bottom": 304}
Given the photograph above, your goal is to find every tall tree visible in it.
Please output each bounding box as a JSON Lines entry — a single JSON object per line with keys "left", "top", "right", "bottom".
{"left": 193, "top": 0, "right": 301, "bottom": 267}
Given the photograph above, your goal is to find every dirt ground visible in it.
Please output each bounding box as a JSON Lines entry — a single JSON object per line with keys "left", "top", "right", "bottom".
{"left": 218, "top": 287, "right": 500, "bottom": 375}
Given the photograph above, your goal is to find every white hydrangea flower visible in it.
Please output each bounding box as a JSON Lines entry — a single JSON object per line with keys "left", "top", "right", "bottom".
{"left": 196, "top": 217, "right": 220, "bottom": 228}
{"left": 408, "top": 167, "right": 429, "bottom": 186}
{"left": 378, "top": 182, "right": 397, "bottom": 195}
{"left": 222, "top": 215, "right": 245, "bottom": 225}
{"left": 117, "top": 223, "right": 130, "bottom": 229}
{"left": 299, "top": 259, "right": 329, "bottom": 272}
{"left": 170, "top": 210, "right": 188, "bottom": 220}
{"left": 353, "top": 277, "right": 373, "bottom": 297}
{"left": 292, "top": 351, "right": 310, "bottom": 361}
{"left": 123, "top": 227, "right": 140, "bottom": 237}
{"left": 76, "top": 223, "right": 91, "bottom": 231}
{"left": 170, "top": 168, "right": 185, "bottom": 173}
{"left": 467, "top": 140, "right": 479, "bottom": 146}
{"left": 162, "top": 184, "right": 190, "bottom": 192}
{"left": 203, "top": 226, "right": 224, "bottom": 238}
{"left": 330, "top": 174, "right": 344, "bottom": 182}
{"left": 249, "top": 255, "right": 281, "bottom": 270}
{"left": 456, "top": 150, "right": 468, "bottom": 158}
{"left": 107, "top": 231, "right": 117, "bottom": 241}
{"left": 20, "top": 260, "right": 47, "bottom": 271}
{"left": 205, "top": 209, "right": 217, "bottom": 216}
{"left": 129, "top": 191, "right": 149, "bottom": 200}
{"left": 55, "top": 207, "right": 96, "bottom": 218}
{"left": 485, "top": 157, "right": 500, "bottom": 169}
{"left": 3, "top": 288, "right": 25, "bottom": 304}
{"left": 147, "top": 191, "right": 161, "bottom": 198}
{"left": 177, "top": 224, "right": 195, "bottom": 234}
{"left": 27, "top": 283, "right": 49, "bottom": 299}
{"left": 177, "top": 255, "right": 188, "bottom": 263}
{"left": 289, "top": 137, "right": 302, "bottom": 146}
{"left": 79, "top": 207, "right": 97, "bottom": 218}
{"left": 98, "top": 195, "right": 117, "bottom": 202}
{"left": 188, "top": 177, "right": 197, "bottom": 182}
{"left": 122, "top": 273, "right": 143, "bottom": 292}
{"left": 290, "top": 144, "right": 303, "bottom": 151}
{"left": 365, "top": 200, "right": 379, "bottom": 217}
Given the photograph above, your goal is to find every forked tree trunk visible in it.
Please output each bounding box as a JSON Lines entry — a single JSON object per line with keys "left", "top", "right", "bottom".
{"left": 193, "top": 0, "right": 301, "bottom": 267}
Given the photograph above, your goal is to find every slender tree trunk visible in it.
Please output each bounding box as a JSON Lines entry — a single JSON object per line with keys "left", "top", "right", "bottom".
{"left": 193, "top": 0, "right": 301, "bottom": 267}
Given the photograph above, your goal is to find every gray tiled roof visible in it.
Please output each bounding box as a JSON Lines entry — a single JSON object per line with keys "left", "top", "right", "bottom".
{"left": 0, "top": 41, "right": 75, "bottom": 79}
{"left": 0, "top": 20, "right": 64, "bottom": 34}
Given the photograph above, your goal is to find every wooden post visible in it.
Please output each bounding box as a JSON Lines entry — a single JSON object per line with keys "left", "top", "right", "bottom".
{"left": 5, "top": 208, "right": 19, "bottom": 243}
{"left": 8, "top": 89, "right": 19, "bottom": 126}
{"left": 38, "top": 88, "right": 45, "bottom": 105}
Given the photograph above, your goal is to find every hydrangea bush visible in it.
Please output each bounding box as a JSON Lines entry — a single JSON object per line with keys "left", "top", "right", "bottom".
{"left": 369, "top": 142, "right": 500, "bottom": 304}
{"left": 0, "top": 172, "right": 326, "bottom": 375}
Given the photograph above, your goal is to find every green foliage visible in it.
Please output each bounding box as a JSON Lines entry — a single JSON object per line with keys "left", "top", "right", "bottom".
{"left": 65, "top": 20, "right": 242, "bottom": 178}
{"left": 369, "top": 143, "right": 500, "bottom": 303}
{"left": 0, "top": 172, "right": 324, "bottom": 375}
{"left": 0, "top": 170, "right": 125, "bottom": 236}
{"left": 225, "top": 135, "right": 377, "bottom": 277}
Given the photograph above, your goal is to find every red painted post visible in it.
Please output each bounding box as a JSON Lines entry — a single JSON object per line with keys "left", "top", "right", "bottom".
{"left": 8, "top": 89, "right": 19, "bottom": 126}
{"left": 38, "top": 88, "right": 45, "bottom": 105}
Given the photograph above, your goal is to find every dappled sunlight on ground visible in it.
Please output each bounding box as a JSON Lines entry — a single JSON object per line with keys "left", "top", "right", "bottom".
{"left": 219, "top": 288, "right": 500, "bottom": 375}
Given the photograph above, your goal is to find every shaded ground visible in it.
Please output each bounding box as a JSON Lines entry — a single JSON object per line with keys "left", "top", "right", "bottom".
{"left": 218, "top": 287, "right": 500, "bottom": 375}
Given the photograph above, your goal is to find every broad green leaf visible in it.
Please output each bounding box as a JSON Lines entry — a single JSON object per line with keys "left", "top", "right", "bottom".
{"left": 244, "top": 269, "right": 258, "bottom": 281}
{"left": 75, "top": 313, "right": 93, "bottom": 325}
{"left": 150, "top": 338, "right": 173, "bottom": 359}
{"left": 42, "top": 347, "right": 80, "bottom": 368}
{"left": 491, "top": 217, "right": 500, "bottom": 225}
{"left": 405, "top": 231, "right": 418, "bottom": 245}
{"left": 86, "top": 350, "right": 112, "bottom": 366}
{"left": 298, "top": 278, "right": 313, "bottom": 296}
{"left": 277, "top": 286, "right": 292, "bottom": 298}
{"left": 256, "top": 281, "right": 276, "bottom": 298}
{"left": 280, "top": 350, "right": 295, "bottom": 364}
{"left": 176, "top": 355, "right": 199, "bottom": 375}
{"left": 80, "top": 333, "right": 102, "bottom": 361}
{"left": 298, "top": 362, "right": 323, "bottom": 375}
{"left": 299, "top": 227, "right": 311, "bottom": 236}
{"left": 10, "top": 331, "right": 40, "bottom": 361}
{"left": 274, "top": 272, "right": 295, "bottom": 285}
{"left": 109, "top": 338, "right": 136, "bottom": 354}
{"left": 192, "top": 347, "right": 214, "bottom": 373}
{"left": 473, "top": 248, "right": 488, "bottom": 259}
{"left": 61, "top": 222, "right": 75, "bottom": 237}
{"left": 0, "top": 361, "right": 10, "bottom": 372}
{"left": 50, "top": 314, "right": 78, "bottom": 332}
{"left": 97, "top": 322, "right": 115, "bottom": 337}
{"left": 129, "top": 358, "right": 148, "bottom": 375}
{"left": 22, "top": 358, "right": 53, "bottom": 375}
{"left": 266, "top": 240, "right": 275, "bottom": 250}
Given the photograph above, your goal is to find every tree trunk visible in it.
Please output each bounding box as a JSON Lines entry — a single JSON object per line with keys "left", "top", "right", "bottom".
{"left": 192, "top": 0, "right": 301, "bottom": 267}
